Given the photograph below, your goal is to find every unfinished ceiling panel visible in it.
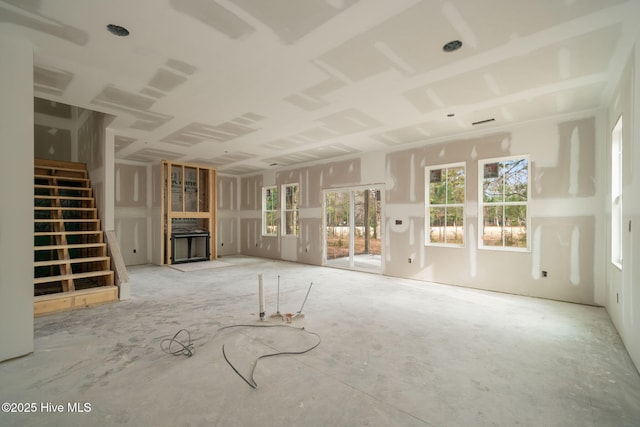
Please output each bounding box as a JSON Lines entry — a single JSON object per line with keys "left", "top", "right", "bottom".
{"left": 315, "top": 1, "right": 463, "bottom": 82}
{"left": 455, "top": 0, "right": 628, "bottom": 47}
{"left": 203, "top": 152, "right": 254, "bottom": 167}
{"left": 165, "top": 58, "right": 197, "bottom": 75}
{"left": 162, "top": 116, "right": 263, "bottom": 147}
{"left": 317, "top": 108, "right": 382, "bottom": 134}
{"left": 230, "top": 0, "right": 360, "bottom": 44}
{"left": 91, "top": 85, "right": 174, "bottom": 131}
{"left": 0, "top": 0, "right": 89, "bottom": 45}
{"left": 148, "top": 69, "right": 188, "bottom": 92}
{"left": 169, "top": 0, "right": 255, "bottom": 40}
{"left": 264, "top": 143, "right": 359, "bottom": 166}
{"left": 114, "top": 135, "right": 137, "bottom": 152}
{"left": 219, "top": 164, "right": 264, "bottom": 175}
{"left": 3, "top": 0, "right": 636, "bottom": 171}
{"left": 33, "top": 65, "right": 73, "bottom": 96}
{"left": 125, "top": 147, "right": 183, "bottom": 163}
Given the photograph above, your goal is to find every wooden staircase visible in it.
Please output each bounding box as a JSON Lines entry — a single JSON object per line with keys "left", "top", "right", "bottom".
{"left": 34, "top": 159, "right": 118, "bottom": 315}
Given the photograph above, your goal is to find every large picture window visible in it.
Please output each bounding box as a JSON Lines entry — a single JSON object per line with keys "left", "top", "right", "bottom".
{"left": 282, "top": 183, "right": 299, "bottom": 236}
{"left": 479, "top": 156, "right": 529, "bottom": 250}
{"left": 425, "top": 163, "right": 465, "bottom": 246}
{"left": 611, "top": 116, "right": 623, "bottom": 269}
{"left": 262, "top": 186, "right": 278, "bottom": 236}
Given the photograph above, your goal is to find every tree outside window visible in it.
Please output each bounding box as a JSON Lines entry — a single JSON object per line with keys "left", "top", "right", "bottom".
{"left": 425, "top": 163, "right": 465, "bottom": 246}
{"left": 479, "top": 156, "right": 529, "bottom": 249}
{"left": 262, "top": 186, "right": 278, "bottom": 236}
{"left": 282, "top": 183, "right": 299, "bottom": 236}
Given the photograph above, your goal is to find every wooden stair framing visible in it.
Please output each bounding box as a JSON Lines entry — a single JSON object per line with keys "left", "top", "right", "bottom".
{"left": 34, "top": 159, "right": 117, "bottom": 315}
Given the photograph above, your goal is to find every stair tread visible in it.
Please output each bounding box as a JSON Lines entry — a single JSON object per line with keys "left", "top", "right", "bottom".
{"left": 34, "top": 174, "right": 89, "bottom": 182}
{"left": 35, "top": 206, "right": 96, "bottom": 211}
{"left": 35, "top": 218, "right": 100, "bottom": 222}
{"left": 34, "top": 231, "right": 102, "bottom": 236}
{"left": 35, "top": 184, "right": 92, "bottom": 192}
{"left": 34, "top": 285, "right": 117, "bottom": 302}
{"left": 34, "top": 270, "right": 113, "bottom": 284}
{"left": 34, "top": 256, "right": 110, "bottom": 267}
{"left": 35, "top": 243, "right": 106, "bottom": 250}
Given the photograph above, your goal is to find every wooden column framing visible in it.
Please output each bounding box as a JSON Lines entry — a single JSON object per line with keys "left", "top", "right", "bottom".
{"left": 160, "top": 160, "right": 217, "bottom": 265}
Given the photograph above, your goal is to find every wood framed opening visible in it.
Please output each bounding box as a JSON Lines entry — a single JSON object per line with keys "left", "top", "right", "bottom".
{"left": 161, "top": 160, "right": 217, "bottom": 265}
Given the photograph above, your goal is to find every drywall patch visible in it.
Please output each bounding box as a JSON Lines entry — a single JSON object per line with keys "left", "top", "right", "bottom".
{"left": 165, "top": 59, "right": 197, "bottom": 75}
{"left": 34, "top": 65, "right": 74, "bottom": 96}
{"left": 284, "top": 75, "right": 345, "bottom": 111}
{"left": 140, "top": 88, "right": 165, "bottom": 99}
{"left": 261, "top": 138, "right": 302, "bottom": 151}
{"left": 570, "top": 225, "right": 580, "bottom": 286}
{"left": 114, "top": 135, "right": 136, "bottom": 152}
{"left": 148, "top": 68, "right": 188, "bottom": 92}
{"left": 534, "top": 117, "right": 595, "bottom": 198}
{"left": 468, "top": 222, "right": 477, "bottom": 277}
{"left": 264, "top": 144, "right": 359, "bottom": 167}
{"left": 34, "top": 125, "right": 71, "bottom": 161}
{"left": 219, "top": 164, "right": 264, "bottom": 175}
{"left": 284, "top": 93, "right": 328, "bottom": 111}
{"left": 568, "top": 125, "right": 580, "bottom": 196}
{"left": 0, "top": 1, "right": 89, "bottom": 45}
{"left": 169, "top": 0, "right": 255, "bottom": 39}
{"left": 206, "top": 152, "right": 254, "bottom": 167}
{"left": 231, "top": 0, "right": 359, "bottom": 44}
{"left": 163, "top": 115, "right": 263, "bottom": 147}
{"left": 95, "top": 85, "right": 155, "bottom": 111}
{"left": 317, "top": 108, "right": 382, "bottom": 134}
{"left": 531, "top": 225, "right": 542, "bottom": 279}
{"left": 115, "top": 164, "right": 147, "bottom": 207}
{"left": 34, "top": 98, "right": 72, "bottom": 118}
{"left": 91, "top": 85, "right": 173, "bottom": 131}
{"left": 125, "top": 148, "right": 182, "bottom": 163}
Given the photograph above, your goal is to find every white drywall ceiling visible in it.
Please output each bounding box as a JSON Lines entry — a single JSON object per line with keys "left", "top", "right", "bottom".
{"left": 1, "top": 0, "right": 639, "bottom": 174}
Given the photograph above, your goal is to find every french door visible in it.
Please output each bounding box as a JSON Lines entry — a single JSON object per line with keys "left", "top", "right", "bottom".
{"left": 323, "top": 186, "right": 383, "bottom": 272}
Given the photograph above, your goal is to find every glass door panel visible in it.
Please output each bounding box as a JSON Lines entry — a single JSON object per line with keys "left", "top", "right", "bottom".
{"left": 324, "top": 186, "right": 382, "bottom": 272}
{"left": 324, "top": 190, "right": 351, "bottom": 268}
{"left": 353, "top": 189, "right": 382, "bottom": 271}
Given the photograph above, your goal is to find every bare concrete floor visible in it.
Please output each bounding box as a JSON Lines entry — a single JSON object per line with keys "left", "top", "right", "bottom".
{"left": 1, "top": 255, "right": 639, "bottom": 426}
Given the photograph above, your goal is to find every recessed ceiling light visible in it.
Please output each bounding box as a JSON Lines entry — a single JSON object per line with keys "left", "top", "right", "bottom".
{"left": 106, "top": 24, "right": 130, "bottom": 37}
{"left": 443, "top": 40, "right": 462, "bottom": 52}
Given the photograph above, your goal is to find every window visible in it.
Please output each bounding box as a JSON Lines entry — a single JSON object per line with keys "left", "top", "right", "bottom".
{"left": 425, "top": 163, "right": 465, "bottom": 246}
{"left": 611, "top": 116, "right": 623, "bottom": 269}
{"left": 262, "top": 186, "right": 278, "bottom": 236}
{"left": 479, "top": 156, "right": 529, "bottom": 250}
{"left": 282, "top": 183, "right": 299, "bottom": 236}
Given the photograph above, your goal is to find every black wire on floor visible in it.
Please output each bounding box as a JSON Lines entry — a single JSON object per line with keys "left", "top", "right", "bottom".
{"left": 160, "top": 328, "right": 195, "bottom": 357}
{"left": 216, "top": 324, "right": 321, "bottom": 389}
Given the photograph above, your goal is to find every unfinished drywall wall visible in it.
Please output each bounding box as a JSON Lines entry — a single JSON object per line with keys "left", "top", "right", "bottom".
{"left": 114, "top": 162, "right": 150, "bottom": 265}
{"left": 77, "top": 110, "right": 109, "bottom": 230}
{"left": 238, "top": 112, "right": 604, "bottom": 306}
{"left": 240, "top": 158, "right": 371, "bottom": 263}
{"left": 33, "top": 98, "right": 75, "bottom": 162}
{"left": 217, "top": 175, "right": 240, "bottom": 256}
{"left": 0, "top": 35, "right": 34, "bottom": 361}
{"left": 384, "top": 116, "right": 602, "bottom": 305}
{"left": 606, "top": 45, "right": 640, "bottom": 373}
{"left": 150, "top": 163, "right": 163, "bottom": 265}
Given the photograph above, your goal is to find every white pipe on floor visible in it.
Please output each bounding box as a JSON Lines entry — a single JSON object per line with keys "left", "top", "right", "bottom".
{"left": 258, "top": 273, "right": 265, "bottom": 320}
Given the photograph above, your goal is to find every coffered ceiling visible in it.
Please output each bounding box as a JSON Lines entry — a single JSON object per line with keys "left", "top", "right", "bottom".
{"left": 2, "top": 0, "right": 639, "bottom": 174}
